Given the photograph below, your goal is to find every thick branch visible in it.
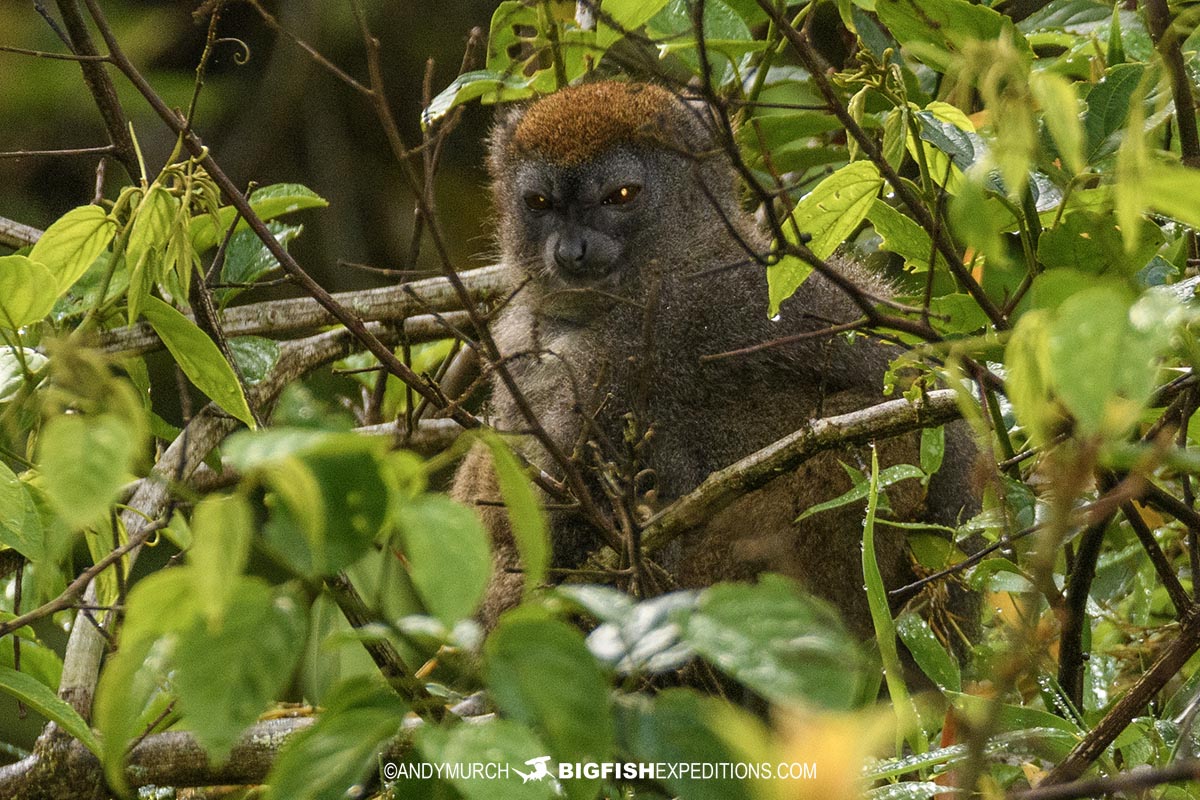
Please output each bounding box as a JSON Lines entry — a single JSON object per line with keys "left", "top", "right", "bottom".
{"left": 0, "top": 717, "right": 312, "bottom": 796}
{"left": 96, "top": 266, "right": 503, "bottom": 355}
{"left": 641, "top": 389, "right": 963, "bottom": 553}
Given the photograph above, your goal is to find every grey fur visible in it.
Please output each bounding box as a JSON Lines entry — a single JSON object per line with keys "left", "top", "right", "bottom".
{"left": 452, "top": 86, "right": 978, "bottom": 639}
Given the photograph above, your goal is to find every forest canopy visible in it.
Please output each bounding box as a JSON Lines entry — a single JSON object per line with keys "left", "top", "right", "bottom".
{"left": 3, "top": 1, "right": 1200, "bottom": 799}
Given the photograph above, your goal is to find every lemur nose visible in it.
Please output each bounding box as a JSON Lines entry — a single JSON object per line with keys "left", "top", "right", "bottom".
{"left": 554, "top": 234, "right": 588, "bottom": 272}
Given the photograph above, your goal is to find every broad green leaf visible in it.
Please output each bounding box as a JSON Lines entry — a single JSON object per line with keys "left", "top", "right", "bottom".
{"left": 38, "top": 413, "right": 140, "bottom": 530}
{"left": 95, "top": 568, "right": 199, "bottom": 795}
{"left": 173, "top": 581, "right": 307, "bottom": 760}
{"left": 949, "top": 168, "right": 1012, "bottom": 270}
{"left": 647, "top": 0, "right": 752, "bottom": 86}
{"left": 482, "top": 434, "right": 549, "bottom": 593}
{"left": 394, "top": 493, "right": 491, "bottom": 626}
{"left": 188, "top": 493, "right": 254, "bottom": 625}
{"left": 768, "top": 160, "right": 882, "bottom": 316}
{"left": 28, "top": 204, "right": 116, "bottom": 295}
{"left": 141, "top": 295, "right": 256, "bottom": 428}
{"left": 1005, "top": 309, "right": 1061, "bottom": 445}
{"left": 216, "top": 222, "right": 301, "bottom": 307}
{"left": 1047, "top": 286, "right": 1175, "bottom": 438}
{"left": 786, "top": 160, "right": 882, "bottom": 260}
{"left": 0, "top": 255, "right": 57, "bottom": 329}
{"left": 224, "top": 429, "right": 390, "bottom": 574}
{"left": 486, "top": 612, "right": 613, "bottom": 800}
{"left": 126, "top": 183, "right": 179, "bottom": 324}
{"left": 228, "top": 336, "right": 280, "bottom": 386}
{"left": 265, "top": 676, "right": 404, "bottom": 800}
{"left": 681, "top": 574, "right": 867, "bottom": 709}
{"left": 867, "top": 199, "right": 943, "bottom": 273}
{"left": 875, "top": 0, "right": 1032, "bottom": 73}
{"left": 1084, "top": 63, "right": 1143, "bottom": 163}
{"left": 1037, "top": 210, "right": 1162, "bottom": 276}
{"left": 0, "top": 665, "right": 101, "bottom": 756}
{"left": 189, "top": 183, "right": 328, "bottom": 253}
{"left": 896, "top": 612, "right": 960, "bottom": 693}
{"left": 796, "top": 463, "right": 926, "bottom": 522}
{"left": 0, "top": 461, "right": 45, "bottom": 561}
{"left": 617, "top": 690, "right": 762, "bottom": 800}
{"left": 415, "top": 718, "right": 558, "bottom": 800}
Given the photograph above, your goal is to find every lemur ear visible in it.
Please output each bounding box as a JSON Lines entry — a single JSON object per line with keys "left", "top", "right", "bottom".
{"left": 486, "top": 104, "right": 528, "bottom": 180}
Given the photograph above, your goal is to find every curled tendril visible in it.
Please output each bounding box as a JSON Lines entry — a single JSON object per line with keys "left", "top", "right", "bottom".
{"left": 213, "top": 37, "right": 251, "bottom": 65}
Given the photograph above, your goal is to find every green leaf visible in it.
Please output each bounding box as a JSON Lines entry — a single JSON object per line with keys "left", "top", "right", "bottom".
{"left": 796, "top": 463, "right": 926, "bottom": 522}
{"left": 0, "top": 665, "right": 102, "bottom": 756}
{"left": 28, "top": 204, "right": 116, "bottom": 295}
{"left": 173, "top": 581, "right": 307, "bottom": 760}
{"left": 863, "top": 449, "right": 926, "bottom": 754}
{"left": 141, "top": 295, "right": 257, "bottom": 428}
{"left": 126, "top": 183, "right": 179, "bottom": 324}
{"left": 875, "top": 0, "right": 1032, "bottom": 74}
{"left": 868, "top": 782, "right": 946, "bottom": 800}
{"left": 0, "top": 255, "right": 57, "bottom": 329}
{"left": 0, "top": 347, "right": 48, "bottom": 403}
{"left": 228, "top": 336, "right": 280, "bottom": 386}
{"left": 681, "top": 574, "right": 867, "bottom": 709}
{"left": 1037, "top": 210, "right": 1162, "bottom": 276}
{"left": 0, "top": 461, "right": 46, "bottom": 561}
{"left": 1031, "top": 72, "right": 1085, "bottom": 175}
{"left": 423, "top": 70, "right": 535, "bottom": 128}
{"left": 216, "top": 222, "right": 302, "bottom": 307}
{"left": 224, "top": 429, "right": 390, "bottom": 574}
{"left": 920, "top": 426, "right": 945, "bottom": 476}
{"left": 188, "top": 493, "right": 254, "bottom": 625}
{"left": 1084, "top": 63, "right": 1143, "bottom": 163}
{"left": 486, "top": 612, "right": 613, "bottom": 800}
{"left": 394, "top": 494, "right": 491, "bottom": 626}
{"left": 189, "top": 183, "right": 328, "bottom": 253}
{"left": 787, "top": 160, "right": 883, "bottom": 260}
{"left": 896, "top": 612, "right": 960, "bottom": 693}
{"left": 415, "top": 718, "right": 558, "bottom": 800}
{"left": 1047, "top": 286, "right": 1174, "bottom": 438}
{"left": 482, "top": 434, "right": 549, "bottom": 593}
{"left": 95, "top": 569, "right": 199, "bottom": 795}
{"left": 768, "top": 160, "right": 882, "bottom": 316}
{"left": 38, "top": 413, "right": 140, "bottom": 530}
{"left": 617, "top": 690, "right": 763, "bottom": 800}
{"left": 265, "top": 676, "right": 404, "bottom": 800}
{"left": 867, "top": 199, "right": 943, "bottom": 273}
{"left": 1005, "top": 309, "right": 1061, "bottom": 445}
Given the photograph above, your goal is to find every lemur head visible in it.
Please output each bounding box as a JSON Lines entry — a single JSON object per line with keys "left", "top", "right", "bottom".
{"left": 488, "top": 81, "right": 740, "bottom": 288}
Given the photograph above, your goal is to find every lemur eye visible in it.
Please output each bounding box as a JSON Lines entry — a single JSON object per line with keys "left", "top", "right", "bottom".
{"left": 524, "top": 193, "right": 552, "bottom": 211}
{"left": 602, "top": 184, "right": 642, "bottom": 205}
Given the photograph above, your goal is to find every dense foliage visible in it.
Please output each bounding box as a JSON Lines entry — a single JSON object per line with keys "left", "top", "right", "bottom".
{"left": 4, "top": 0, "right": 1200, "bottom": 798}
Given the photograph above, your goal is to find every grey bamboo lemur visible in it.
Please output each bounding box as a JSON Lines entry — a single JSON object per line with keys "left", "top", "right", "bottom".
{"left": 451, "top": 81, "right": 977, "bottom": 637}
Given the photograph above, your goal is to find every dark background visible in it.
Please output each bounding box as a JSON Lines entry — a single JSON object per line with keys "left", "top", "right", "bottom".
{"left": 0, "top": 0, "right": 500, "bottom": 289}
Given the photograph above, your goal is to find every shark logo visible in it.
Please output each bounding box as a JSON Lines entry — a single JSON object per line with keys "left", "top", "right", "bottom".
{"left": 513, "top": 755, "right": 553, "bottom": 783}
